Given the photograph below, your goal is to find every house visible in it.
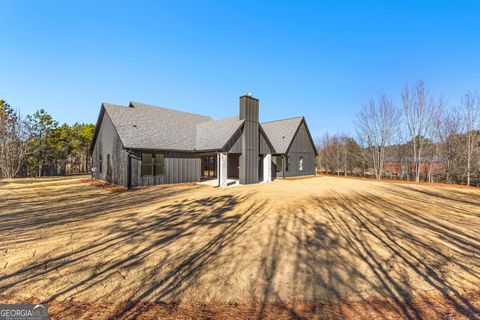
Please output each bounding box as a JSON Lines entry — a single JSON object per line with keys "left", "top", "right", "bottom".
{"left": 90, "top": 94, "right": 317, "bottom": 188}
{"left": 383, "top": 157, "right": 445, "bottom": 177}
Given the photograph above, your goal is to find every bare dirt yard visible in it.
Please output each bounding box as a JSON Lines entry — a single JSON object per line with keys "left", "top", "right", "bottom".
{"left": 1, "top": 175, "right": 479, "bottom": 319}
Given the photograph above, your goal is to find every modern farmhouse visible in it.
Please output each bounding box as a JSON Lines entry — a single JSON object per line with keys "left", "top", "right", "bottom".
{"left": 90, "top": 94, "right": 317, "bottom": 188}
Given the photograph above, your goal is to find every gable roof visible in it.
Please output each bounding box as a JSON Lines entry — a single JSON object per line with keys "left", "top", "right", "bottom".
{"left": 91, "top": 101, "right": 315, "bottom": 155}
{"left": 195, "top": 116, "right": 245, "bottom": 151}
{"left": 260, "top": 117, "right": 304, "bottom": 154}
{"left": 102, "top": 102, "right": 212, "bottom": 151}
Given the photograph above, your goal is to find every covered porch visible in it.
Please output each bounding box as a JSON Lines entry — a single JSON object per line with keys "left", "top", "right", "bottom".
{"left": 215, "top": 152, "right": 272, "bottom": 187}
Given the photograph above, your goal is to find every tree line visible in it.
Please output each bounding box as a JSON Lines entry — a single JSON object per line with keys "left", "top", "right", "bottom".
{"left": 2, "top": 83, "right": 479, "bottom": 186}
{"left": 317, "top": 81, "right": 480, "bottom": 186}
{"left": 0, "top": 99, "right": 95, "bottom": 178}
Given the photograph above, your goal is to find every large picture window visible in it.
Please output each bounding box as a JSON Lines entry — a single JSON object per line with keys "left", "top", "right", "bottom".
{"left": 141, "top": 153, "right": 165, "bottom": 177}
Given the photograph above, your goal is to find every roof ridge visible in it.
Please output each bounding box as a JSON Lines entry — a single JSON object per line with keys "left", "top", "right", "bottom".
{"left": 102, "top": 102, "right": 127, "bottom": 108}
{"left": 261, "top": 116, "right": 303, "bottom": 124}
{"left": 200, "top": 115, "right": 240, "bottom": 123}
{"left": 129, "top": 101, "right": 212, "bottom": 119}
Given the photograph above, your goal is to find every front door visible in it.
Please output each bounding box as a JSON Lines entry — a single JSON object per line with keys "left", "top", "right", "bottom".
{"left": 201, "top": 156, "right": 217, "bottom": 179}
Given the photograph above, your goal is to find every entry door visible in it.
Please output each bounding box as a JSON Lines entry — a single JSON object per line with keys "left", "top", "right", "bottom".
{"left": 201, "top": 156, "right": 217, "bottom": 179}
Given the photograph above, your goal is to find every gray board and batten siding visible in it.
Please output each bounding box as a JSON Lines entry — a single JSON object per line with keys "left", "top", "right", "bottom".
{"left": 129, "top": 151, "right": 201, "bottom": 187}
{"left": 261, "top": 116, "right": 317, "bottom": 179}
{"left": 91, "top": 104, "right": 205, "bottom": 188}
{"left": 92, "top": 109, "right": 129, "bottom": 186}
{"left": 281, "top": 120, "right": 316, "bottom": 178}
{"left": 222, "top": 118, "right": 272, "bottom": 155}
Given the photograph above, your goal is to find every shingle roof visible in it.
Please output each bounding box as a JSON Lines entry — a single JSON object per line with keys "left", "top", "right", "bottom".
{"left": 98, "top": 101, "right": 307, "bottom": 154}
{"left": 103, "top": 102, "right": 212, "bottom": 150}
{"left": 260, "top": 117, "right": 304, "bottom": 154}
{"left": 195, "top": 116, "right": 244, "bottom": 151}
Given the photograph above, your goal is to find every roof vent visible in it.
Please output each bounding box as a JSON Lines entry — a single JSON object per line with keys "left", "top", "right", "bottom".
{"left": 132, "top": 124, "right": 138, "bottom": 128}
{"left": 246, "top": 92, "right": 252, "bottom": 97}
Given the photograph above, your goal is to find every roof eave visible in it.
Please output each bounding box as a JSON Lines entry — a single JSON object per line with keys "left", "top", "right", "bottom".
{"left": 284, "top": 117, "right": 318, "bottom": 156}
{"left": 89, "top": 104, "right": 106, "bottom": 154}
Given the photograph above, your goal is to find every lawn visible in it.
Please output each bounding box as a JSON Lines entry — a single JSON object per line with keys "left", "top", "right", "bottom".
{"left": 0, "top": 175, "right": 479, "bottom": 319}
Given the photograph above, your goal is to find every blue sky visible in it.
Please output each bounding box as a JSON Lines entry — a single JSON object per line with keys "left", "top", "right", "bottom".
{"left": 1, "top": 1, "right": 480, "bottom": 138}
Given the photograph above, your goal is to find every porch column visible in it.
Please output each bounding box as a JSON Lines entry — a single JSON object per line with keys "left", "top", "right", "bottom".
{"left": 218, "top": 152, "right": 228, "bottom": 187}
{"left": 263, "top": 154, "right": 272, "bottom": 182}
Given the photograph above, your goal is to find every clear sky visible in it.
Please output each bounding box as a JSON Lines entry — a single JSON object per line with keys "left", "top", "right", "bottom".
{"left": 1, "top": 1, "right": 480, "bottom": 138}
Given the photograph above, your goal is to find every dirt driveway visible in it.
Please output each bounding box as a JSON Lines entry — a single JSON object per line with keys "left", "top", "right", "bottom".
{"left": 0, "top": 176, "right": 479, "bottom": 319}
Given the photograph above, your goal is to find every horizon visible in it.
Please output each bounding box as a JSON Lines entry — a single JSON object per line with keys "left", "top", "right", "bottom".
{"left": 1, "top": 1, "right": 480, "bottom": 138}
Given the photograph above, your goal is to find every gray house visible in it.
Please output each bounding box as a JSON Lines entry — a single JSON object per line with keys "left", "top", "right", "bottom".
{"left": 90, "top": 94, "right": 317, "bottom": 188}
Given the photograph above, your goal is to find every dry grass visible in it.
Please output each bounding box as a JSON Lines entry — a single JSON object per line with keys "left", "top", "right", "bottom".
{"left": 0, "top": 175, "right": 479, "bottom": 319}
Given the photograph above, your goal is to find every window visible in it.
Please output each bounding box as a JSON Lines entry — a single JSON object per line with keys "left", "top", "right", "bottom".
{"left": 99, "top": 154, "right": 103, "bottom": 173}
{"left": 141, "top": 153, "right": 165, "bottom": 176}
{"left": 154, "top": 153, "right": 165, "bottom": 175}
{"left": 285, "top": 156, "right": 290, "bottom": 172}
{"left": 299, "top": 156, "right": 304, "bottom": 172}
{"left": 141, "top": 153, "right": 153, "bottom": 176}
{"left": 276, "top": 156, "right": 283, "bottom": 173}
{"left": 107, "top": 154, "right": 112, "bottom": 175}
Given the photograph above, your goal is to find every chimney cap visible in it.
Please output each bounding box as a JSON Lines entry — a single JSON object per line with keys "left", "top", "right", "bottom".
{"left": 240, "top": 93, "right": 259, "bottom": 101}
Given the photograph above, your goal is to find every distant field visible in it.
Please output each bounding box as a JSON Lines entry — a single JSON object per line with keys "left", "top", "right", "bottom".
{"left": 0, "top": 175, "right": 479, "bottom": 319}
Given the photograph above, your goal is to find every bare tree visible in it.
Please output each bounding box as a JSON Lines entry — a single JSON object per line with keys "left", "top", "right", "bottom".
{"left": 340, "top": 134, "right": 349, "bottom": 176}
{"left": 317, "top": 133, "right": 343, "bottom": 175}
{"left": 0, "top": 103, "right": 29, "bottom": 178}
{"left": 315, "top": 133, "right": 328, "bottom": 174}
{"left": 356, "top": 94, "right": 400, "bottom": 179}
{"left": 460, "top": 92, "right": 480, "bottom": 186}
{"left": 436, "top": 108, "right": 462, "bottom": 183}
{"left": 402, "top": 81, "right": 441, "bottom": 182}
{"left": 326, "top": 134, "right": 343, "bottom": 175}
{"left": 427, "top": 99, "right": 445, "bottom": 183}
{"left": 315, "top": 135, "right": 327, "bottom": 173}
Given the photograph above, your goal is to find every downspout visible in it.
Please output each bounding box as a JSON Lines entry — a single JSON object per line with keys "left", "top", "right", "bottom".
{"left": 127, "top": 153, "right": 132, "bottom": 189}
{"left": 217, "top": 151, "right": 220, "bottom": 187}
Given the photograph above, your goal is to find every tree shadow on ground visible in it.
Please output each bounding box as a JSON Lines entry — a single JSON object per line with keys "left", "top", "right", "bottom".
{"left": 2, "top": 178, "right": 480, "bottom": 319}
{"left": 109, "top": 197, "right": 268, "bottom": 319}
{"left": 0, "top": 178, "right": 271, "bottom": 319}
{"left": 251, "top": 187, "right": 480, "bottom": 320}
{"left": 0, "top": 181, "right": 201, "bottom": 242}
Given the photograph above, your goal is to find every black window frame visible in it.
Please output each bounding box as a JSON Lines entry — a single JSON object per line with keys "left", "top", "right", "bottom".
{"left": 99, "top": 154, "right": 103, "bottom": 173}
{"left": 299, "top": 156, "right": 304, "bottom": 172}
{"left": 141, "top": 153, "right": 165, "bottom": 177}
